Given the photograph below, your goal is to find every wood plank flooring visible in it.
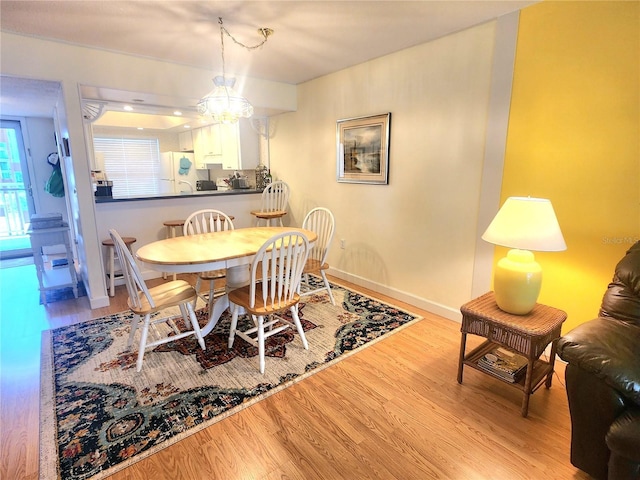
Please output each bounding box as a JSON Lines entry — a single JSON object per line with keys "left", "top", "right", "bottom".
{"left": 0, "top": 262, "right": 592, "bottom": 480}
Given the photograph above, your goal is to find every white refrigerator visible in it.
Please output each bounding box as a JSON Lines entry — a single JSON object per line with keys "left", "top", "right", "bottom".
{"left": 159, "top": 152, "right": 197, "bottom": 194}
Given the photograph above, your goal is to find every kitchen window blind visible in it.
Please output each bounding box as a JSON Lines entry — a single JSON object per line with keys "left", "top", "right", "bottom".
{"left": 93, "top": 137, "right": 161, "bottom": 197}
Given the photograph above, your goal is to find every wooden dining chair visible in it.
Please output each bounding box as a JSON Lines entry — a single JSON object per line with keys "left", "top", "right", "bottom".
{"left": 251, "top": 180, "right": 290, "bottom": 226}
{"left": 227, "top": 231, "right": 311, "bottom": 374}
{"left": 183, "top": 209, "right": 235, "bottom": 310}
{"left": 109, "top": 229, "right": 205, "bottom": 372}
{"left": 300, "top": 207, "right": 336, "bottom": 305}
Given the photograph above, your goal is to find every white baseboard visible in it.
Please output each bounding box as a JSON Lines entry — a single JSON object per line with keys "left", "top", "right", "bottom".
{"left": 328, "top": 267, "right": 462, "bottom": 323}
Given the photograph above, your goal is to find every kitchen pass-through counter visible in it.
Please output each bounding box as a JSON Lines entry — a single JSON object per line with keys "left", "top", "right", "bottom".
{"left": 94, "top": 188, "right": 262, "bottom": 204}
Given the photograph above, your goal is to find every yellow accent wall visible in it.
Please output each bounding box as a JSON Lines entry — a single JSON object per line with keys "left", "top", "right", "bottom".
{"left": 502, "top": 1, "right": 639, "bottom": 332}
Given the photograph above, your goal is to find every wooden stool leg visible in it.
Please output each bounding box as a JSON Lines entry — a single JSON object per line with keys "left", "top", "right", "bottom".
{"left": 170, "top": 226, "right": 177, "bottom": 281}
{"left": 162, "top": 225, "right": 169, "bottom": 280}
{"left": 108, "top": 245, "right": 115, "bottom": 297}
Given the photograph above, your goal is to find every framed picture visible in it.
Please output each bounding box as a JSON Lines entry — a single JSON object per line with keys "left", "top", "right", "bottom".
{"left": 336, "top": 113, "right": 390, "bottom": 184}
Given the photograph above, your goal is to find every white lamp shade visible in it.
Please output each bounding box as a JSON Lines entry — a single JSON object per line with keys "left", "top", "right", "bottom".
{"left": 481, "top": 197, "right": 567, "bottom": 252}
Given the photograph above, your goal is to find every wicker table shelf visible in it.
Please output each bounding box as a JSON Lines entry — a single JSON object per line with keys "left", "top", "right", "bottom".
{"left": 457, "top": 291, "right": 567, "bottom": 417}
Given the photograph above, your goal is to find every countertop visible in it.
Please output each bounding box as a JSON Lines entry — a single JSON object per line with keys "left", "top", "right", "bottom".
{"left": 94, "top": 188, "right": 262, "bottom": 204}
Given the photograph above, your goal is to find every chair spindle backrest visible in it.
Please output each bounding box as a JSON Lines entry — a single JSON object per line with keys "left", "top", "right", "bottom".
{"left": 261, "top": 180, "right": 290, "bottom": 213}
{"left": 251, "top": 231, "right": 310, "bottom": 310}
{"left": 109, "top": 229, "right": 155, "bottom": 310}
{"left": 302, "top": 207, "right": 335, "bottom": 266}
{"left": 183, "top": 209, "right": 235, "bottom": 236}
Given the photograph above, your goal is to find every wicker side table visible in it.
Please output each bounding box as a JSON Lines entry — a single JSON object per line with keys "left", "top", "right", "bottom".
{"left": 457, "top": 291, "right": 567, "bottom": 417}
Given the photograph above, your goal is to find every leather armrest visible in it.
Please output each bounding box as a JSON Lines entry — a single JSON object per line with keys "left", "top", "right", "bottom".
{"left": 557, "top": 317, "right": 640, "bottom": 406}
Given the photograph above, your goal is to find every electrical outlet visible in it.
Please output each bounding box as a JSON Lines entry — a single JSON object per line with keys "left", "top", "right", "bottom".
{"left": 340, "top": 239, "right": 345, "bottom": 249}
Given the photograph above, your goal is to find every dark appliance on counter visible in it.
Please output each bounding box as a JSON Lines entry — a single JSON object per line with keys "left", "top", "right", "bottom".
{"left": 231, "top": 177, "right": 250, "bottom": 189}
{"left": 196, "top": 180, "right": 217, "bottom": 191}
{"left": 95, "top": 180, "right": 113, "bottom": 197}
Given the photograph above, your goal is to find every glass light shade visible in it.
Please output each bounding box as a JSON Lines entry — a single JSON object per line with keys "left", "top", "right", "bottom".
{"left": 482, "top": 197, "right": 566, "bottom": 315}
{"left": 197, "top": 76, "right": 254, "bottom": 124}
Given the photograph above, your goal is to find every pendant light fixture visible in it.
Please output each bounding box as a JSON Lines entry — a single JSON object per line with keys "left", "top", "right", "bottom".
{"left": 197, "top": 17, "right": 273, "bottom": 124}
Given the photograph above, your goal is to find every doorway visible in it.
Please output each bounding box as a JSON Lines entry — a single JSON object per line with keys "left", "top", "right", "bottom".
{"left": 0, "top": 119, "right": 36, "bottom": 258}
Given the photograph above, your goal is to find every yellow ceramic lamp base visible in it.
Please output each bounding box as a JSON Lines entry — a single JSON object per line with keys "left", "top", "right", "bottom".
{"left": 494, "top": 249, "right": 542, "bottom": 315}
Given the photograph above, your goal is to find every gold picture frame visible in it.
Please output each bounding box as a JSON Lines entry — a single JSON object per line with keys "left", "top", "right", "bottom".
{"left": 336, "top": 113, "right": 391, "bottom": 184}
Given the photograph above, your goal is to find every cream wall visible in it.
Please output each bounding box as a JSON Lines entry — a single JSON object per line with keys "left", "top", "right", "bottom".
{"left": 270, "top": 19, "right": 517, "bottom": 319}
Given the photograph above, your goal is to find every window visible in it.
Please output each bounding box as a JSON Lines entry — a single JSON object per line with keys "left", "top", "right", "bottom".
{"left": 93, "top": 137, "right": 161, "bottom": 197}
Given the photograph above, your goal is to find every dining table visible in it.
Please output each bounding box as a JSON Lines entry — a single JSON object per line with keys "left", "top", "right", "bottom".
{"left": 135, "top": 226, "right": 317, "bottom": 337}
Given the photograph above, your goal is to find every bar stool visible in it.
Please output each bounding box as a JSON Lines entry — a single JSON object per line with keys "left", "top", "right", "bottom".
{"left": 101, "top": 236, "right": 137, "bottom": 297}
{"left": 162, "top": 219, "right": 185, "bottom": 281}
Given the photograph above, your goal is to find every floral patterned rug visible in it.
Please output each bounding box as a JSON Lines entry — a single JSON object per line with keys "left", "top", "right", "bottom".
{"left": 40, "top": 279, "right": 421, "bottom": 480}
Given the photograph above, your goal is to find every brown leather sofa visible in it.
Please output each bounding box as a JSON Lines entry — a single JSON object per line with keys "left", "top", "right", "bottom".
{"left": 557, "top": 241, "right": 640, "bottom": 480}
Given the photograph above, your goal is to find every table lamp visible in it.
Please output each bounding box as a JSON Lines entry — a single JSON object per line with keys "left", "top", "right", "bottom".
{"left": 482, "top": 197, "right": 566, "bottom": 315}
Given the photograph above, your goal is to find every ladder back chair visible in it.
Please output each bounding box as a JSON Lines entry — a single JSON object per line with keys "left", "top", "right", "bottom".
{"left": 227, "top": 231, "right": 311, "bottom": 374}
{"left": 251, "top": 180, "right": 290, "bottom": 226}
{"left": 109, "top": 229, "right": 205, "bottom": 372}
{"left": 301, "top": 207, "right": 336, "bottom": 305}
{"left": 183, "top": 209, "right": 235, "bottom": 310}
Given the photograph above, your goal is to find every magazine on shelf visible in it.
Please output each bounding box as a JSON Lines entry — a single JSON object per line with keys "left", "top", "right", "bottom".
{"left": 477, "top": 346, "right": 528, "bottom": 383}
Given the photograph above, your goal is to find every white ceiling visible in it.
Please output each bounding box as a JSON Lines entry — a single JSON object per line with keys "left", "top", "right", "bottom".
{"left": 0, "top": 0, "right": 536, "bottom": 122}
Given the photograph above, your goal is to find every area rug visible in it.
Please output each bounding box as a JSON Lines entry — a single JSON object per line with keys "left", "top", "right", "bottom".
{"left": 40, "top": 279, "right": 421, "bottom": 480}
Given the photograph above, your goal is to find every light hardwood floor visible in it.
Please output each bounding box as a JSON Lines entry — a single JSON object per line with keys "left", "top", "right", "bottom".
{"left": 0, "top": 261, "right": 592, "bottom": 480}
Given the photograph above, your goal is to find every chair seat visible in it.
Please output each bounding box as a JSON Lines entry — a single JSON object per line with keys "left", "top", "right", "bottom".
{"left": 129, "top": 279, "right": 198, "bottom": 315}
{"left": 304, "top": 258, "right": 329, "bottom": 274}
{"left": 229, "top": 283, "right": 301, "bottom": 316}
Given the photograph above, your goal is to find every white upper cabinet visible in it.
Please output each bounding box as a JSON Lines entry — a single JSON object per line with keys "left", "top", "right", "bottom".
{"left": 178, "top": 130, "right": 194, "bottom": 152}
{"left": 192, "top": 120, "right": 259, "bottom": 171}
{"left": 193, "top": 124, "right": 222, "bottom": 169}
{"left": 220, "top": 123, "right": 240, "bottom": 170}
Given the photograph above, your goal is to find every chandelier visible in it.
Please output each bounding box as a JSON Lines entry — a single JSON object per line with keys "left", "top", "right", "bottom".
{"left": 197, "top": 17, "right": 273, "bottom": 124}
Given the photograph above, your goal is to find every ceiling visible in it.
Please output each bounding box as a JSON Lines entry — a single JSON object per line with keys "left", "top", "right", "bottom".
{"left": 0, "top": 0, "right": 536, "bottom": 125}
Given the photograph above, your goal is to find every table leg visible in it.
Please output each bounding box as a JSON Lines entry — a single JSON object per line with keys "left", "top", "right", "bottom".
{"left": 164, "top": 226, "right": 178, "bottom": 281}
{"left": 109, "top": 246, "right": 115, "bottom": 297}
{"left": 457, "top": 332, "right": 467, "bottom": 384}
{"left": 200, "top": 265, "right": 250, "bottom": 337}
{"left": 201, "top": 294, "right": 230, "bottom": 337}
{"left": 521, "top": 358, "right": 535, "bottom": 417}
{"left": 545, "top": 340, "right": 559, "bottom": 388}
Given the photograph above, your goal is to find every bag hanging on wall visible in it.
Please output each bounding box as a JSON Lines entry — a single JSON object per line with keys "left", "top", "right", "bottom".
{"left": 45, "top": 152, "right": 65, "bottom": 197}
